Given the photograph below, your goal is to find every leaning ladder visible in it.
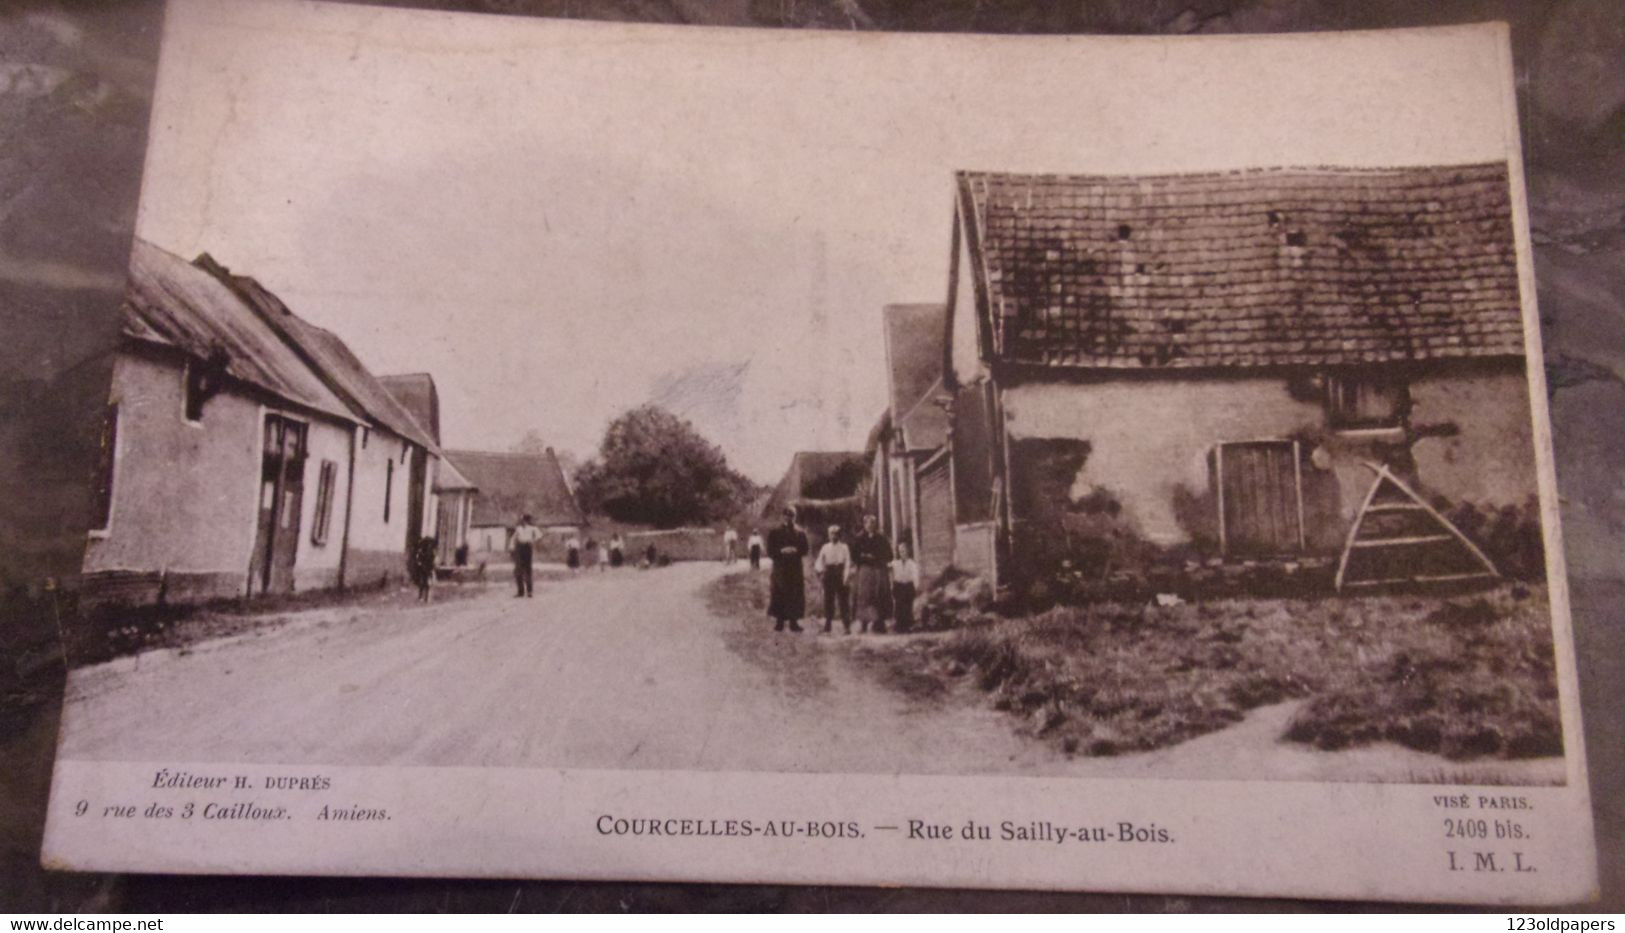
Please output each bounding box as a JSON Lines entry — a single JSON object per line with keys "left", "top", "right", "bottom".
{"left": 1334, "top": 462, "right": 1500, "bottom": 592}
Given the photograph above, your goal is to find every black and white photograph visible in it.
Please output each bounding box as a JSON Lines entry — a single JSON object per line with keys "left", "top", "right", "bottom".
{"left": 25, "top": 0, "right": 1599, "bottom": 902}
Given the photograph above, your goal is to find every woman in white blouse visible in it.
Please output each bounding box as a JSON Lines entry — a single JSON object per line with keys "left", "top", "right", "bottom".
{"left": 889, "top": 541, "right": 920, "bottom": 633}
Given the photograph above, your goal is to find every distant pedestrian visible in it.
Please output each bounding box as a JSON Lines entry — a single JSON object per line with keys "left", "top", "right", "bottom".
{"left": 565, "top": 533, "right": 582, "bottom": 573}
{"left": 609, "top": 533, "right": 625, "bottom": 568}
{"left": 511, "top": 514, "right": 542, "bottom": 598}
{"left": 409, "top": 535, "right": 437, "bottom": 602}
{"left": 747, "top": 528, "right": 764, "bottom": 570}
{"left": 766, "top": 507, "right": 808, "bottom": 633}
{"left": 849, "top": 513, "right": 893, "bottom": 634}
{"left": 597, "top": 540, "right": 610, "bottom": 571}
{"left": 814, "top": 524, "right": 852, "bottom": 634}
{"left": 645, "top": 542, "right": 658, "bottom": 568}
{"left": 722, "top": 526, "right": 739, "bottom": 564}
{"left": 890, "top": 541, "right": 920, "bottom": 633}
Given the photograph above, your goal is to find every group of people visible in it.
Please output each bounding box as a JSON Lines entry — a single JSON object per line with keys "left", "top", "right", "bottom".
{"left": 763, "top": 508, "right": 920, "bottom": 635}
{"left": 561, "top": 532, "right": 657, "bottom": 573}
{"left": 720, "top": 526, "right": 768, "bottom": 569}
{"left": 509, "top": 516, "right": 664, "bottom": 598}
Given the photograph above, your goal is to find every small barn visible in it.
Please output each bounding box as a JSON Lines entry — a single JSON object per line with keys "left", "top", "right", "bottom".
{"left": 942, "top": 163, "right": 1540, "bottom": 593}
{"left": 762, "top": 450, "right": 868, "bottom": 550}
{"left": 446, "top": 448, "right": 585, "bottom": 560}
{"left": 865, "top": 303, "right": 954, "bottom": 580}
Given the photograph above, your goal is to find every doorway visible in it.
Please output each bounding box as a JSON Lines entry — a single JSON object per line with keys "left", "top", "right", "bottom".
{"left": 250, "top": 414, "right": 308, "bottom": 594}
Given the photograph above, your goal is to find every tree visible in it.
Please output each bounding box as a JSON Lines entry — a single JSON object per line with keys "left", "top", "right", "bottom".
{"left": 573, "top": 404, "right": 754, "bottom": 528}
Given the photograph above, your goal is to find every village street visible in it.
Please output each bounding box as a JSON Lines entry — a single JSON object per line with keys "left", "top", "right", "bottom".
{"left": 56, "top": 563, "right": 1568, "bottom": 784}
{"left": 56, "top": 563, "right": 1052, "bottom": 775}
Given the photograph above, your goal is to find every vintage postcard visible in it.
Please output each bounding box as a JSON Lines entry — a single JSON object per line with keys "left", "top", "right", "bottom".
{"left": 42, "top": 0, "right": 1597, "bottom": 903}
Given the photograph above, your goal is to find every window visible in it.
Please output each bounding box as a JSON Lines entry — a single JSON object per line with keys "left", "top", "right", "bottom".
{"left": 311, "top": 459, "right": 338, "bottom": 546}
{"left": 183, "top": 364, "right": 205, "bottom": 423}
{"left": 384, "top": 458, "right": 393, "bottom": 523}
{"left": 90, "top": 403, "right": 118, "bottom": 533}
{"left": 1326, "top": 373, "right": 1408, "bottom": 430}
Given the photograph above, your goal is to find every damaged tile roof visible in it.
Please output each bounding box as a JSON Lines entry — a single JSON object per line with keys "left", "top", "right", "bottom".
{"left": 447, "top": 449, "right": 584, "bottom": 528}
{"left": 883, "top": 303, "right": 951, "bottom": 452}
{"left": 121, "top": 239, "right": 356, "bottom": 423}
{"left": 203, "top": 261, "right": 441, "bottom": 452}
{"left": 956, "top": 162, "right": 1526, "bottom": 371}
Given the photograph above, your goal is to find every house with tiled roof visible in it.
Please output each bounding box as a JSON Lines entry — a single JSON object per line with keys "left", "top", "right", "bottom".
{"left": 445, "top": 448, "right": 585, "bottom": 558}
{"left": 942, "top": 162, "right": 1539, "bottom": 591}
{"left": 84, "top": 239, "right": 451, "bottom": 604}
{"left": 864, "top": 304, "right": 954, "bottom": 580}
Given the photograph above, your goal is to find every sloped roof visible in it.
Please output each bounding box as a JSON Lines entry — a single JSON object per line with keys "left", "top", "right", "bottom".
{"left": 120, "top": 239, "right": 355, "bottom": 423}
{"left": 956, "top": 163, "right": 1525, "bottom": 372}
{"left": 205, "top": 262, "right": 440, "bottom": 451}
{"left": 448, "top": 449, "right": 584, "bottom": 528}
{"left": 379, "top": 373, "right": 440, "bottom": 444}
{"left": 882, "top": 303, "right": 950, "bottom": 451}
{"left": 434, "top": 457, "right": 476, "bottom": 493}
{"left": 762, "top": 449, "right": 867, "bottom": 520}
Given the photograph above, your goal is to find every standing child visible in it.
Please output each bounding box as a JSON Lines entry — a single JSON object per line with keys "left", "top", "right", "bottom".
{"left": 747, "top": 528, "right": 764, "bottom": 570}
{"left": 889, "top": 541, "right": 920, "bottom": 633}
{"left": 565, "top": 533, "right": 582, "bottom": 573}
{"left": 409, "top": 535, "right": 437, "bottom": 602}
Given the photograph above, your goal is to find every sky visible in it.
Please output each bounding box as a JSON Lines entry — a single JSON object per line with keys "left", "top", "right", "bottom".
{"left": 133, "top": 0, "right": 1519, "bottom": 481}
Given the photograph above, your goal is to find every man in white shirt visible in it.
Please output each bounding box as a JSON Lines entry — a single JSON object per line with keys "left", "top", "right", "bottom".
{"left": 511, "top": 514, "right": 543, "bottom": 598}
{"left": 722, "top": 526, "right": 739, "bottom": 564}
{"left": 813, "top": 525, "right": 852, "bottom": 634}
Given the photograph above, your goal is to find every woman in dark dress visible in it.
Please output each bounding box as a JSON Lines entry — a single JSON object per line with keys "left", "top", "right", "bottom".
{"left": 766, "top": 507, "right": 809, "bottom": 633}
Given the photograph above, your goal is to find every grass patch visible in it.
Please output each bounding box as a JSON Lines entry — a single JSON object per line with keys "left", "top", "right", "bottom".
{"left": 65, "top": 576, "right": 533, "bottom": 668}
{"left": 702, "top": 571, "right": 832, "bottom": 699}
{"left": 919, "top": 585, "right": 1560, "bottom": 761}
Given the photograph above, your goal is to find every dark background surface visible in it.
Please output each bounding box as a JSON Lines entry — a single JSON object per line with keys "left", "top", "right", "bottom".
{"left": 1, "top": 0, "right": 1621, "bottom": 912}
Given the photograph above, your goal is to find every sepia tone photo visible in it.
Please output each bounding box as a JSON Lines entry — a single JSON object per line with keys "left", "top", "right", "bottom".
{"left": 50, "top": 1, "right": 1569, "bottom": 785}
{"left": 34, "top": 0, "right": 1596, "bottom": 900}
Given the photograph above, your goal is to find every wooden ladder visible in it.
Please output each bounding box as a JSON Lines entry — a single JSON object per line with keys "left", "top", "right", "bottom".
{"left": 1334, "top": 462, "right": 1499, "bottom": 592}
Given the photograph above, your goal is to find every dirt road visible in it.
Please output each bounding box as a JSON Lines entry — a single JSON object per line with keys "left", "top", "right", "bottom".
{"left": 56, "top": 563, "right": 1046, "bottom": 774}
{"left": 56, "top": 563, "right": 1566, "bottom": 783}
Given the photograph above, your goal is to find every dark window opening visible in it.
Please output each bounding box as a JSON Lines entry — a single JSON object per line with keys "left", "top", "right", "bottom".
{"left": 384, "top": 458, "right": 394, "bottom": 523}
{"left": 1326, "top": 373, "right": 1408, "bottom": 430}
{"left": 1267, "top": 210, "right": 1283, "bottom": 226}
{"left": 312, "top": 459, "right": 338, "bottom": 546}
{"left": 183, "top": 366, "right": 206, "bottom": 422}
{"left": 1116, "top": 223, "right": 1132, "bottom": 241}
{"left": 91, "top": 403, "right": 118, "bottom": 532}
{"left": 1285, "top": 230, "right": 1307, "bottom": 248}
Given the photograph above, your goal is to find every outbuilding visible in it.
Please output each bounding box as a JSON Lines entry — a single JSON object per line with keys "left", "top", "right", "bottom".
{"left": 941, "top": 163, "right": 1539, "bottom": 592}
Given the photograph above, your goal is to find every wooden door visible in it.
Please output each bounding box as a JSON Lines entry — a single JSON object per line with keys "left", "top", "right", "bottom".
{"left": 1217, "top": 441, "right": 1303, "bottom": 557}
{"left": 250, "top": 415, "right": 308, "bottom": 594}
{"left": 405, "top": 446, "right": 427, "bottom": 552}
{"left": 916, "top": 457, "right": 955, "bottom": 580}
